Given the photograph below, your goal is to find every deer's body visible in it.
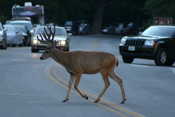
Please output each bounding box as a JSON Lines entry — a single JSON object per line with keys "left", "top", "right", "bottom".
{"left": 49, "top": 49, "right": 117, "bottom": 74}
{"left": 38, "top": 25, "right": 127, "bottom": 104}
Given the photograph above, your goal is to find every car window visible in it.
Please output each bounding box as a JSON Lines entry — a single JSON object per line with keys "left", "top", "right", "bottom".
{"left": 142, "top": 26, "right": 175, "bottom": 37}
{"left": 35, "top": 27, "right": 45, "bottom": 34}
{"left": 35, "top": 27, "right": 66, "bottom": 36}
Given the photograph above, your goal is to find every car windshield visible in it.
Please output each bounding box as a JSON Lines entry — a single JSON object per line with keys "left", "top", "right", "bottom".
{"left": 35, "top": 27, "right": 66, "bottom": 36}
{"left": 7, "top": 21, "right": 33, "bottom": 30}
{"left": 4, "top": 25, "right": 16, "bottom": 32}
{"left": 14, "top": 26, "right": 27, "bottom": 33}
{"left": 142, "top": 26, "right": 175, "bottom": 37}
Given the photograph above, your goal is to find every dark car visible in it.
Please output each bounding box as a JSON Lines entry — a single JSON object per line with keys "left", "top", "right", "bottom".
{"left": 119, "top": 25, "right": 175, "bottom": 66}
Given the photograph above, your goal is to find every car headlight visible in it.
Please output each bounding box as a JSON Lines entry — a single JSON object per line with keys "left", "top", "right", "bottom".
{"left": 58, "top": 40, "right": 66, "bottom": 46}
{"left": 120, "top": 36, "right": 127, "bottom": 46}
{"left": 144, "top": 40, "right": 155, "bottom": 46}
{"left": 32, "top": 39, "right": 39, "bottom": 45}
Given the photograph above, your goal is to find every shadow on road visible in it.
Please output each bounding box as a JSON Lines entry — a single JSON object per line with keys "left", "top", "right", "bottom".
{"left": 131, "top": 62, "right": 175, "bottom": 68}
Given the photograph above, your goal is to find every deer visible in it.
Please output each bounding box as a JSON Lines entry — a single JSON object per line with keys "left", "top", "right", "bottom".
{"left": 37, "top": 25, "right": 127, "bottom": 104}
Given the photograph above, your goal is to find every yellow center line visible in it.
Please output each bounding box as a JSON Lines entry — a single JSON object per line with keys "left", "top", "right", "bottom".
{"left": 47, "top": 66, "right": 144, "bottom": 117}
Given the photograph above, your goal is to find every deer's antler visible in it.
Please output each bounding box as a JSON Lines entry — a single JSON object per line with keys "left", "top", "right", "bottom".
{"left": 37, "top": 24, "right": 56, "bottom": 47}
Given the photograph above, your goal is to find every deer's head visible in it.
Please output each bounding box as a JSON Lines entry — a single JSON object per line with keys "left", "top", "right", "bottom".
{"left": 37, "top": 25, "right": 56, "bottom": 60}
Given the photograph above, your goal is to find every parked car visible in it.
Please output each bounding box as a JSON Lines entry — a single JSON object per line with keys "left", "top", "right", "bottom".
{"left": 0, "top": 22, "right": 7, "bottom": 49}
{"left": 31, "top": 25, "right": 69, "bottom": 52}
{"left": 119, "top": 25, "right": 175, "bottom": 66}
{"left": 6, "top": 20, "right": 33, "bottom": 45}
{"left": 11, "top": 24, "right": 31, "bottom": 46}
{"left": 101, "top": 25, "right": 116, "bottom": 34}
{"left": 3, "top": 24, "right": 24, "bottom": 46}
{"left": 78, "top": 23, "right": 90, "bottom": 35}
{"left": 64, "top": 21, "right": 73, "bottom": 34}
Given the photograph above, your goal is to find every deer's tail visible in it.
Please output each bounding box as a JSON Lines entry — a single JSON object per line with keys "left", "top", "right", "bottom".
{"left": 116, "top": 59, "right": 119, "bottom": 67}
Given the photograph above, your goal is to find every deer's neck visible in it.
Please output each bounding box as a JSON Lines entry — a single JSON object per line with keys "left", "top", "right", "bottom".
{"left": 50, "top": 49, "right": 68, "bottom": 66}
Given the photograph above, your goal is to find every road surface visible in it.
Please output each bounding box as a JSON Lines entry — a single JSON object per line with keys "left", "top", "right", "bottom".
{"left": 0, "top": 35, "right": 175, "bottom": 117}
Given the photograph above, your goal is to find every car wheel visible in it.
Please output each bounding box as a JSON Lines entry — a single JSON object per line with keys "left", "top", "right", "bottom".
{"left": 155, "top": 48, "right": 173, "bottom": 66}
{"left": 122, "top": 56, "right": 134, "bottom": 63}
{"left": 64, "top": 47, "right": 69, "bottom": 51}
{"left": 31, "top": 48, "right": 38, "bottom": 53}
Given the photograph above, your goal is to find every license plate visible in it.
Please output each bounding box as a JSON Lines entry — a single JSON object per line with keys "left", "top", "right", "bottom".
{"left": 128, "top": 46, "right": 135, "bottom": 51}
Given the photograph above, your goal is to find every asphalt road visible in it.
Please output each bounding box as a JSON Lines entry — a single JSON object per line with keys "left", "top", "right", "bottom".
{"left": 0, "top": 35, "right": 175, "bottom": 117}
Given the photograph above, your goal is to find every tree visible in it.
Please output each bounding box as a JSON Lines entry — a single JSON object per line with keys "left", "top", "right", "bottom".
{"left": 145, "top": 0, "right": 175, "bottom": 17}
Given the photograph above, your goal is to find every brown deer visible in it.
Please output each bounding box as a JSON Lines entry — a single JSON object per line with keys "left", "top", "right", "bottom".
{"left": 38, "top": 25, "right": 127, "bottom": 104}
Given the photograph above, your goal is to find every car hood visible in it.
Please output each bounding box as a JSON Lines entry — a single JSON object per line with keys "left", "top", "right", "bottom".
{"left": 34, "top": 35, "right": 67, "bottom": 41}
{"left": 127, "top": 35, "right": 170, "bottom": 40}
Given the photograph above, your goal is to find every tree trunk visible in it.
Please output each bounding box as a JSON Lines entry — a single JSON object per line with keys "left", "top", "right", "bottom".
{"left": 91, "top": 0, "right": 106, "bottom": 34}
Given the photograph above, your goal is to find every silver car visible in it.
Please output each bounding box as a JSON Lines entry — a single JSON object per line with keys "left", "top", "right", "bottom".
{"left": 4, "top": 25, "right": 24, "bottom": 46}
{"left": 0, "top": 23, "right": 7, "bottom": 49}
{"left": 31, "top": 25, "right": 69, "bottom": 52}
{"left": 6, "top": 20, "right": 33, "bottom": 46}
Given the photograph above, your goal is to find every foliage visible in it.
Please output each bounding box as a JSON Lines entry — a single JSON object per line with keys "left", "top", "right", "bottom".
{"left": 145, "top": 0, "right": 175, "bottom": 17}
{"left": 3, "top": 0, "right": 174, "bottom": 33}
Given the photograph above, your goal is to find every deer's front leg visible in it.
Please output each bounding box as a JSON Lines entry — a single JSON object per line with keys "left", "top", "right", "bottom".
{"left": 74, "top": 74, "right": 88, "bottom": 100}
{"left": 62, "top": 76, "right": 74, "bottom": 103}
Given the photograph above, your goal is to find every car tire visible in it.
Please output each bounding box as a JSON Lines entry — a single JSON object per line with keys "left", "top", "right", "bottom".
{"left": 64, "top": 47, "right": 69, "bottom": 51}
{"left": 31, "top": 48, "right": 38, "bottom": 53}
{"left": 122, "top": 56, "right": 134, "bottom": 63}
{"left": 155, "top": 48, "right": 174, "bottom": 66}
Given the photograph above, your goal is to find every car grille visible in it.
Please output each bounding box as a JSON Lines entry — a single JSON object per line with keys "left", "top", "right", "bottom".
{"left": 125, "top": 39, "right": 145, "bottom": 47}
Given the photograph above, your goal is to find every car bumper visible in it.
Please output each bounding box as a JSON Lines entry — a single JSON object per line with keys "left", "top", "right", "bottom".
{"left": 119, "top": 45, "right": 157, "bottom": 59}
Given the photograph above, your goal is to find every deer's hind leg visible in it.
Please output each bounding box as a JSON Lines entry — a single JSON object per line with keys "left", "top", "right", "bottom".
{"left": 109, "top": 71, "right": 127, "bottom": 104}
{"left": 94, "top": 71, "right": 110, "bottom": 103}
{"left": 74, "top": 74, "right": 88, "bottom": 100}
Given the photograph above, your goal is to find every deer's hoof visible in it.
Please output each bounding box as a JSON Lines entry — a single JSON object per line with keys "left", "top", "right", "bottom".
{"left": 94, "top": 98, "right": 100, "bottom": 103}
{"left": 83, "top": 95, "right": 88, "bottom": 100}
{"left": 62, "top": 98, "right": 69, "bottom": 103}
{"left": 120, "top": 98, "right": 127, "bottom": 104}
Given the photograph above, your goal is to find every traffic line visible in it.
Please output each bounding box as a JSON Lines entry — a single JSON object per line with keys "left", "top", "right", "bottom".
{"left": 47, "top": 66, "right": 144, "bottom": 117}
